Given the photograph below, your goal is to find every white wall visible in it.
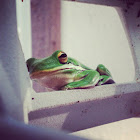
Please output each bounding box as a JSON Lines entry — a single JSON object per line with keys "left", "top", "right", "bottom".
{"left": 16, "top": 0, "right": 32, "bottom": 60}
{"left": 16, "top": 0, "right": 33, "bottom": 89}
{"left": 61, "top": 1, "right": 135, "bottom": 84}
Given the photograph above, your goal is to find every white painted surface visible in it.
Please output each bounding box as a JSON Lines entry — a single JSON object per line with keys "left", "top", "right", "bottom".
{"left": 16, "top": 0, "right": 33, "bottom": 87}
{"left": 29, "top": 82, "right": 140, "bottom": 131}
{"left": 73, "top": 116, "right": 140, "bottom": 140}
{"left": 122, "top": 3, "right": 140, "bottom": 81}
{"left": 61, "top": 1, "right": 135, "bottom": 84}
{"left": 0, "top": 0, "right": 32, "bottom": 122}
{"left": 16, "top": 0, "right": 32, "bottom": 60}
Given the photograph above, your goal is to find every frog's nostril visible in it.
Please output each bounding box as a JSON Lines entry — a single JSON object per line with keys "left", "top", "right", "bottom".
{"left": 26, "top": 62, "right": 30, "bottom": 72}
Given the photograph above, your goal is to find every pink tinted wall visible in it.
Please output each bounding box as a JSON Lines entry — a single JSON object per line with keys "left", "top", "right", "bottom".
{"left": 31, "top": 0, "right": 61, "bottom": 92}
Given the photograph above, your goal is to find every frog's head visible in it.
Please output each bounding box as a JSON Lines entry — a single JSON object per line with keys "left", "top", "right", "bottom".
{"left": 26, "top": 50, "right": 68, "bottom": 79}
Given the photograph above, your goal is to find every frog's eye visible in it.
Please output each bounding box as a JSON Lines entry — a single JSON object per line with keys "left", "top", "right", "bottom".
{"left": 58, "top": 52, "right": 68, "bottom": 64}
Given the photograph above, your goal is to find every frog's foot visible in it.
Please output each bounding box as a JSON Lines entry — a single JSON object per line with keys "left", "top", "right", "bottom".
{"left": 96, "top": 64, "right": 112, "bottom": 77}
{"left": 96, "top": 64, "right": 115, "bottom": 85}
{"left": 97, "top": 75, "right": 115, "bottom": 86}
{"left": 61, "top": 70, "right": 100, "bottom": 90}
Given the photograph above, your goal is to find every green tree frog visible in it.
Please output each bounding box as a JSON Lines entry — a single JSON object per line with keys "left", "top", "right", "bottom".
{"left": 26, "top": 50, "right": 115, "bottom": 90}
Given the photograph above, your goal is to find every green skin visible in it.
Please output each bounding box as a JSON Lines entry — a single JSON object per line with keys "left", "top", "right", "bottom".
{"left": 26, "top": 50, "right": 115, "bottom": 90}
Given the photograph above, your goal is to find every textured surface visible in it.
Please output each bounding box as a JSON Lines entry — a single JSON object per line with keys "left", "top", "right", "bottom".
{"left": 29, "top": 82, "right": 140, "bottom": 132}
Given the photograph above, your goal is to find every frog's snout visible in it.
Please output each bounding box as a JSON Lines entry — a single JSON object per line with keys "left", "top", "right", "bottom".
{"left": 26, "top": 58, "right": 36, "bottom": 73}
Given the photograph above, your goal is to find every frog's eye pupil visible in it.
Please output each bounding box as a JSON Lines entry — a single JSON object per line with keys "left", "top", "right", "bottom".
{"left": 58, "top": 53, "right": 67, "bottom": 58}
{"left": 58, "top": 52, "right": 68, "bottom": 64}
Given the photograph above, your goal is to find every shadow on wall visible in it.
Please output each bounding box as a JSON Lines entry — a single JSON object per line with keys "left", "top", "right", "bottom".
{"left": 29, "top": 89, "right": 140, "bottom": 132}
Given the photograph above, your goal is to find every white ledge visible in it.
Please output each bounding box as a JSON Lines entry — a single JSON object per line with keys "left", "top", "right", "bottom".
{"left": 30, "top": 82, "right": 140, "bottom": 110}
{"left": 29, "top": 82, "right": 140, "bottom": 132}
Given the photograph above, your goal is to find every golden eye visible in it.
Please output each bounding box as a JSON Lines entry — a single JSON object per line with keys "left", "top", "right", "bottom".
{"left": 58, "top": 51, "right": 68, "bottom": 64}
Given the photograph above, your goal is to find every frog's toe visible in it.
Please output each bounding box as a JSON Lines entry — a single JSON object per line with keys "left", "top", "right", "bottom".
{"left": 97, "top": 76, "right": 115, "bottom": 86}
{"left": 103, "top": 79, "right": 115, "bottom": 85}
{"left": 97, "top": 79, "right": 115, "bottom": 86}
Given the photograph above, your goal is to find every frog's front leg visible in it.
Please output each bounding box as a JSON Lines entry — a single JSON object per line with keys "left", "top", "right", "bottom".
{"left": 96, "top": 64, "right": 115, "bottom": 85}
{"left": 61, "top": 70, "right": 100, "bottom": 90}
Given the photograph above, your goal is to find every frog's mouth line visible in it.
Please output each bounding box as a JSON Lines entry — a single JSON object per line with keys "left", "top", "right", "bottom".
{"left": 30, "top": 68, "right": 73, "bottom": 79}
